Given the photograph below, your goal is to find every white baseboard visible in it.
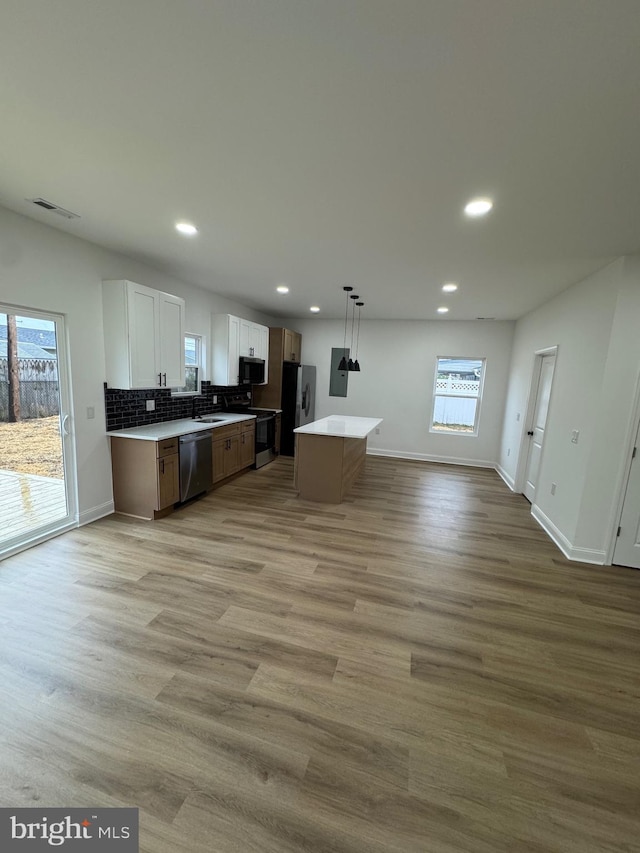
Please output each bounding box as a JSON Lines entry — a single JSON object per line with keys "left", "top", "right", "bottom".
{"left": 367, "top": 448, "right": 495, "bottom": 469}
{"left": 531, "top": 504, "right": 606, "bottom": 564}
{"left": 495, "top": 464, "right": 516, "bottom": 491}
{"left": 78, "top": 501, "right": 114, "bottom": 527}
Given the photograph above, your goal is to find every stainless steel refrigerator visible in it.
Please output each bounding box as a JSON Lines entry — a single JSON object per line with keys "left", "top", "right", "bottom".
{"left": 280, "top": 363, "right": 316, "bottom": 456}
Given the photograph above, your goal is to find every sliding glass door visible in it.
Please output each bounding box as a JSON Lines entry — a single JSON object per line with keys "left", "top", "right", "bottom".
{"left": 0, "top": 305, "right": 77, "bottom": 558}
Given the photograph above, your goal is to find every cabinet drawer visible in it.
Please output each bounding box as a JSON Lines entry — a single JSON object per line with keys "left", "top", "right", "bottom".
{"left": 157, "top": 438, "right": 179, "bottom": 457}
{"left": 212, "top": 423, "right": 240, "bottom": 443}
{"left": 241, "top": 419, "right": 256, "bottom": 434}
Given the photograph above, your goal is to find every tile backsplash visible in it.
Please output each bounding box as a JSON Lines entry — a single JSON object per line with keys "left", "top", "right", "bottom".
{"left": 104, "top": 381, "right": 248, "bottom": 431}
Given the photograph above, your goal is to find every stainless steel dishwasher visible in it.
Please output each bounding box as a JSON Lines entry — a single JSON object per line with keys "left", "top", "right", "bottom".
{"left": 179, "top": 430, "right": 213, "bottom": 502}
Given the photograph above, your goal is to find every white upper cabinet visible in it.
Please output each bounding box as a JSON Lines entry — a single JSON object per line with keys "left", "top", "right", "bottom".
{"left": 211, "top": 314, "right": 241, "bottom": 386}
{"left": 239, "top": 318, "right": 252, "bottom": 358}
{"left": 258, "top": 324, "right": 269, "bottom": 383}
{"left": 102, "top": 280, "right": 185, "bottom": 389}
{"left": 239, "top": 318, "right": 268, "bottom": 360}
{"left": 212, "top": 314, "right": 269, "bottom": 385}
{"left": 158, "top": 291, "right": 186, "bottom": 387}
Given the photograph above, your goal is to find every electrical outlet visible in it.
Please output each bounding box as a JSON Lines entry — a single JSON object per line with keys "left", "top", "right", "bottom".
{"left": 571, "top": 430, "right": 579, "bottom": 444}
{"left": 375, "top": 428, "right": 380, "bottom": 434}
{"left": 213, "top": 395, "right": 218, "bottom": 404}
{"left": 551, "top": 482, "right": 557, "bottom": 495}
{"left": 146, "top": 400, "right": 155, "bottom": 412}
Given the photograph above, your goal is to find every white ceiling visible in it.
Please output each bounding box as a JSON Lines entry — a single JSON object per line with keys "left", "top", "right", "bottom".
{"left": 1, "top": 0, "right": 640, "bottom": 320}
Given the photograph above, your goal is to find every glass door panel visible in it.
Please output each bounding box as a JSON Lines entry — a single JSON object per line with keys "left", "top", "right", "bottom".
{"left": 0, "top": 307, "right": 76, "bottom": 557}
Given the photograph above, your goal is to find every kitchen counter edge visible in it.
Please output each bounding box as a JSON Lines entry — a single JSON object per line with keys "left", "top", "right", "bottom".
{"left": 294, "top": 416, "right": 382, "bottom": 439}
{"left": 107, "top": 413, "right": 256, "bottom": 442}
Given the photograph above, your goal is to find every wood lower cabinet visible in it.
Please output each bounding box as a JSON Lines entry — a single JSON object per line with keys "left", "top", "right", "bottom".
{"left": 294, "top": 433, "right": 367, "bottom": 503}
{"left": 110, "top": 419, "right": 257, "bottom": 520}
{"left": 212, "top": 420, "right": 254, "bottom": 484}
{"left": 157, "top": 449, "right": 180, "bottom": 509}
{"left": 239, "top": 421, "right": 256, "bottom": 469}
{"left": 111, "top": 436, "right": 179, "bottom": 519}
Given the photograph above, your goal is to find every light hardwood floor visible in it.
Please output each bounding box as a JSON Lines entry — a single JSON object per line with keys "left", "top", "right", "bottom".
{"left": 1, "top": 456, "right": 640, "bottom": 852}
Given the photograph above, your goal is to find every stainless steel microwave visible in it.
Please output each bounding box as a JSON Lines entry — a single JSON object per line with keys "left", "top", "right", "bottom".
{"left": 239, "top": 356, "right": 265, "bottom": 385}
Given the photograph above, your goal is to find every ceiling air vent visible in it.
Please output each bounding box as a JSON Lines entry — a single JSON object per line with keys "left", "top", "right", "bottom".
{"left": 27, "top": 198, "right": 81, "bottom": 220}
{"left": 476, "top": 317, "right": 496, "bottom": 320}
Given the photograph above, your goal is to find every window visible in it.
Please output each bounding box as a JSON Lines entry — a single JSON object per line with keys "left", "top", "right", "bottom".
{"left": 172, "top": 334, "right": 202, "bottom": 394}
{"left": 431, "top": 356, "right": 485, "bottom": 435}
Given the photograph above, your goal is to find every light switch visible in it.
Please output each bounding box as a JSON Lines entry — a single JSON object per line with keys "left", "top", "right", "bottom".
{"left": 86, "top": 406, "right": 95, "bottom": 420}
{"left": 571, "top": 430, "right": 579, "bottom": 444}
{"left": 146, "top": 400, "right": 155, "bottom": 412}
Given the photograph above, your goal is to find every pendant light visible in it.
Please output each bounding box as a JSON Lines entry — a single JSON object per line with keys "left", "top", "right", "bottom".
{"left": 338, "top": 286, "right": 352, "bottom": 371}
{"left": 353, "top": 301, "right": 363, "bottom": 371}
{"left": 348, "top": 294, "right": 359, "bottom": 370}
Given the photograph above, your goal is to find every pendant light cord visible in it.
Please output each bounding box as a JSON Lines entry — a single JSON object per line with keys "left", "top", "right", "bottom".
{"left": 343, "top": 290, "right": 348, "bottom": 354}
{"left": 350, "top": 298, "right": 356, "bottom": 353}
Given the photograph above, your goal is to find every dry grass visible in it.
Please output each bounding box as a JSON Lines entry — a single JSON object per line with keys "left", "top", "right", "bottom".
{"left": 0, "top": 415, "right": 64, "bottom": 478}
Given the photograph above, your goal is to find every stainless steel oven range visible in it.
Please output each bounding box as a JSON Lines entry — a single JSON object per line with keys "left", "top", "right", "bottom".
{"left": 222, "top": 392, "right": 278, "bottom": 469}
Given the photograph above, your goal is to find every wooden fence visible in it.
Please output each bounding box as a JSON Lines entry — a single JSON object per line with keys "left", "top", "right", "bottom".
{"left": 0, "top": 357, "right": 59, "bottom": 419}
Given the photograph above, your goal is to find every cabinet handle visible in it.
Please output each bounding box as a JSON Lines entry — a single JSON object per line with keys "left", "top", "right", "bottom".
{"left": 158, "top": 372, "right": 162, "bottom": 386}
{"left": 163, "top": 372, "right": 167, "bottom": 386}
{"left": 160, "top": 459, "right": 165, "bottom": 474}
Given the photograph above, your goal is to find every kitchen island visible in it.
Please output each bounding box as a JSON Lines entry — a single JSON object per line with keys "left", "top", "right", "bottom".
{"left": 293, "top": 415, "right": 382, "bottom": 503}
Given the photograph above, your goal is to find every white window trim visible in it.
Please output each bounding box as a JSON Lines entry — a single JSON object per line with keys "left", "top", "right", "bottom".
{"left": 429, "top": 355, "right": 486, "bottom": 437}
{"left": 172, "top": 333, "right": 204, "bottom": 396}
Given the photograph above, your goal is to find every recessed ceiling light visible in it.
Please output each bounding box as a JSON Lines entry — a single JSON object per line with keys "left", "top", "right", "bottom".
{"left": 310, "top": 306, "right": 320, "bottom": 313}
{"left": 175, "top": 221, "right": 198, "bottom": 236}
{"left": 437, "top": 306, "right": 449, "bottom": 314}
{"left": 276, "top": 285, "right": 289, "bottom": 294}
{"left": 464, "top": 197, "right": 493, "bottom": 217}
{"left": 442, "top": 283, "right": 458, "bottom": 293}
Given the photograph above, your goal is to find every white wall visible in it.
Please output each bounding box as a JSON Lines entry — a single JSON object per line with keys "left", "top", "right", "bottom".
{"left": 497, "top": 257, "right": 640, "bottom": 561}
{"left": 0, "top": 205, "right": 275, "bottom": 523}
{"left": 574, "top": 256, "right": 640, "bottom": 557}
{"left": 295, "top": 318, "right": 515, "bottom": 467}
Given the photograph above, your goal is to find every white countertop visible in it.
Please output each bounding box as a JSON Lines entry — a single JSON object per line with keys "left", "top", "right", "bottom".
{"left": 107, "top": 413, "right": 254, "bottom": 441}
{"left": 294, "top": 415, "right": 382, "bottom": 439}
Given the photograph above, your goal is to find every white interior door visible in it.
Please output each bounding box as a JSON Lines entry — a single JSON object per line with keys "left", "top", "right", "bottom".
{"left": 523, "top": 353, "right": 556, "bottom": 503}
{"left": 613, "top": 419, "right": 640, "bottom": 568}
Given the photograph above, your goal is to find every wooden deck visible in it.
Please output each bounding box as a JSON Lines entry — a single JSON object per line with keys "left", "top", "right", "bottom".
{"left": 0, "top": 469, "right": 67, "bottom": 546}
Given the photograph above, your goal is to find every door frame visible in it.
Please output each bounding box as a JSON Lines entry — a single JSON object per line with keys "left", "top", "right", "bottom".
{"left": 0, "top": 302, "right": 78, "bottom": 560}
{"left": 607, "top": 365, "right": 640, "bottom": 565}
{"left": 514, "top": 345, "right": 558, "bottom": 496}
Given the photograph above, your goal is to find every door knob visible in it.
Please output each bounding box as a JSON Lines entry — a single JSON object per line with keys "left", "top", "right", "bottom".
{"left": 527, "top": 430, "right": 534, "bottom": 436}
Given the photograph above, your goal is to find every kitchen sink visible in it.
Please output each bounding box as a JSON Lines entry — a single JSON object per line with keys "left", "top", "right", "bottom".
{"left": 197, "top": 416, "right": 225, "bottom": 423}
